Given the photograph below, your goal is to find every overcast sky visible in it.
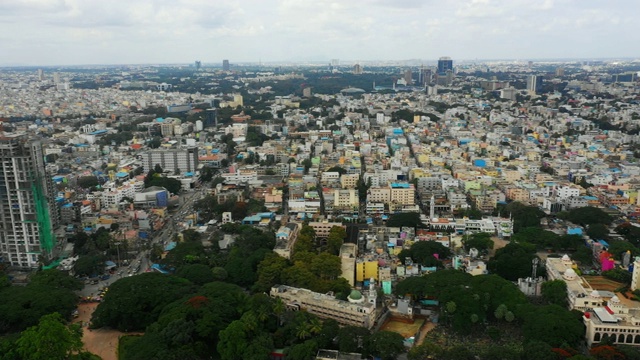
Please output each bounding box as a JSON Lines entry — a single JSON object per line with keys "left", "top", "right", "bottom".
{"left": 1, "top": 0, "right": 638, "bottom": 66}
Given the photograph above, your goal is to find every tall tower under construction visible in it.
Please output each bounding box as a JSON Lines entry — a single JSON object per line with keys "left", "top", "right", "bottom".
{"left": 0, "top": 134, "right": 58, "bottom": 269}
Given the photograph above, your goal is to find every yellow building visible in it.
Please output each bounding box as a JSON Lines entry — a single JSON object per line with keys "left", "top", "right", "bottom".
{"left": 356, "top": 260, "right": 379, "bottom": 282}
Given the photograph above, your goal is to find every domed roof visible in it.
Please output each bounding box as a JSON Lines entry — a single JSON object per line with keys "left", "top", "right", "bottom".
{"left": 591, "top": 290, "right": 601, "bottom": 298}
{"left": 610, "top": 295, "right": 620, "bottom": 304}
{"left": 349, "top": 290, "right": 362, "bottom": 300}
{"left": 562, "top": 254, "right": 571, "bottom": 261}
{"left": 564, "top": 268, "right": 576, "bottom": 276}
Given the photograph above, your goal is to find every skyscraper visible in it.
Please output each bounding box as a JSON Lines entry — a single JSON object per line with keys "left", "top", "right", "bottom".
{"left": 437, "top": 57, "right": 453, "bottom": 75}
{"left": 222, "top": 59, "right": 230, "bottom": 71}
{"left": 526, "top": 75, "right": 543, "bottom": 94}
{"left": 404, "top": 69, "right": 413, "bottom": 85}
{"left": 195, "top": 60, "right": 201, "bottom": 70}
{"left": 53, "top": 72, "right": 61, "bottom": 84}
{"left": 0, "top": 134, "right": 58, "bottom": 268}
{"left": 353, "top": 64, "right": 363, "bottom": 75}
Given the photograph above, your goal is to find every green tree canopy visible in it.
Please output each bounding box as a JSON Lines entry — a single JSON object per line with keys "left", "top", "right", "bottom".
{"left": 365, "top": 331, "right": 405, "bottom": 360}
{"left": 462, "top": 232, "right": 494, "bottom": 252}
{"left": 15, "top": 313, "right": 83, "bottom": 360}
{"left": 91, "top": 273, "right": 195, "bottom": 331}
{"left": 566, "top": 207, "right": 612, "bottom": 226}
{"left": 398, "top": 240, "right": 451, "bottom": 267}
{"left": 488, "top": 242, "right": 539, "bottom": 281}
{"left": 386, "top": 212, "right": 425, "bottom": 228}
{"left": 541, "top": 280, "right": 568, "bottom": 307}
{"left": 175, "top": 264, "right": 216, "bottom": 285}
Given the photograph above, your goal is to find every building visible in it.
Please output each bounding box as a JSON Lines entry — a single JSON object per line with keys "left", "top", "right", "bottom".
{"left": 340, "top": 243, "right": 357, "bottom": 286}
{"left": 204, "top": 109, "right": 217, "bottom": 128}
{"left": 404, "top": 69, "right": 413, "bottom": 85}
{"left": 141, "top": 148, "right": 199, "bottom": 175}
{"left": 222, "top": 59, "right": 230, "bottom": 71}
{"left": 526, "top": 75, "right": 543, "bottom": 94}
{"left": 308, "top": 221, "right": 344, "bottom": 238}
{"left": 270, "top": 284, "right": 378, "bottom": 329}
{"left": 437, "top": 57, "right": 453, "bottom": 75}
{"left": 0, "top": 134, "right": 59, "bottom": 268}
{"left": 353, "top": 64, "right": 363, "bottom": 75}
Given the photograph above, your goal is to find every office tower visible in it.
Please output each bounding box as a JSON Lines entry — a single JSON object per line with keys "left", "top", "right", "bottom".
{"left": 204, "top": 108, "right": 217, "bottom": 127}
{"left": 222, "top": 59, "right": 230, "bottom": 71}
{"left": 195, "top": 60, "right": 201, "bottom": 70}
{"left": 526, "top": 75, "right": 543, "bottom": 94}
{"left": 353, "top": 64, "right": 363, "bottom": 75}
{"left": 0, "top": 134, "right": 58, "bottom": 269}
{"left": 53, "top": 72, "right": 61, "bottom": 84}
{"left": 555, "top": 68, "right": 565, "bottom": 76}
{"left": 404, "top": 69, "right": 413, "bottom": 85}
{"left": 37, "top": 69, "right": 44, "bottom": 81}
{"left": 437, "top": 57, "right": 453, "bottom": 75}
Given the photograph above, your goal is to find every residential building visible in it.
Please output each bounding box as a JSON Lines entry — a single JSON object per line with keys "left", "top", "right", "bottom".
{"left": 141, "top": 148, "right": 198, "bottom": 174}
{"left": 0, "top": 134, "right": 59, "bottom": 268}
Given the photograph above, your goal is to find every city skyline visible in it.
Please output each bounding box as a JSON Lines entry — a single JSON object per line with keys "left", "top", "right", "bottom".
{"left": 1, "top": 0, "right": 640, "bottom": 66}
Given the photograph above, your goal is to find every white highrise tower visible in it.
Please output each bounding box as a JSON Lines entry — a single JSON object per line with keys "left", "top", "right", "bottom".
{"left": 430, "top": 195, "right": 435, "bottom": 219}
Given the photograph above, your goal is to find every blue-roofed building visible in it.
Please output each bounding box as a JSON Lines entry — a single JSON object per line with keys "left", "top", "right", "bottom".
{"left": 567, "top": 227, "right": 583, "bottom": 236}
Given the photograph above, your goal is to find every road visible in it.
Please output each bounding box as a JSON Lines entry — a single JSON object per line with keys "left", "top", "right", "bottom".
{"left": 77, "top": 188, "right": 208, "bottom": 297}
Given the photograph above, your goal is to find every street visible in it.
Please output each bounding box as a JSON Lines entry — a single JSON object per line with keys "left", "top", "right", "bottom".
{"left": 77, "top": 187, "right": 207, "bottom": 298}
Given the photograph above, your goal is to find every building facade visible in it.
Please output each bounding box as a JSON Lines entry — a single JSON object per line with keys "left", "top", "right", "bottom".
{"left": 141, "top": 148, "right": 198, "bottom": 175}
{"left": 0, "top": 135, "right": 58, "bottom": 268}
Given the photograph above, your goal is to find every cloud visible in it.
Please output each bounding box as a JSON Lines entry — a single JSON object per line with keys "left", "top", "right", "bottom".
{"left": 0, "top": 0, "right": 639, "bottom": 65}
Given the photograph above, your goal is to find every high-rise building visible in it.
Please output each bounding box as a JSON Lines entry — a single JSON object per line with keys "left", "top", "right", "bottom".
{"left": 195, "top": 60, "right": 201, "bottom": 70}
{"left": 0, "top": 134, "right": 58, "bottom": 269}
{"left": 141, "top": 148, "right": 199, "bottom": 175}
{"left": 437, "top": 57, "right": 453, "bottom": 75}
{"left": 37, "top": 69, "right": 44, "bottom": 81}
{"left": 53, "top": 72, "right": 61, "bottom": 84}
{"left": 555, "top": 68, "right": 565, "bottom": 77}
{"left": 526, "top": 75, "right": 543, "bottom": 94}
{"left": 222, "top": 59, "right": 230, "bottom": 71}
{"left": 353, "top": 64, "right": 363, "bottom": 75}
{"left": 204, "top": 108, "right": 217, "bottom": 128}
{"left": 404, "top": 69, "right": 413, "bottom": 85}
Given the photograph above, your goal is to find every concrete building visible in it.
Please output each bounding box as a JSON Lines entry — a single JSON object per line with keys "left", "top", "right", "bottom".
{"left": 0, "top": 134, "right": 59, "bottom": 268}
{"left": 340, "top": 243, "right": 357, "bottom": 286}
{"left": 141, "top": 148, "right": 199, "bottom": 175}
{"left": 270, "top": 284, "right": 378, "bottom": 329}
{"left": 308, "top": 221, "right": 344, "bottom": 238}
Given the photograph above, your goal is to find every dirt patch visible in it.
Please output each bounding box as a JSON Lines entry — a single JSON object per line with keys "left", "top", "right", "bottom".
{"left": 380, "top": 317, "right": 425, "bottom": 339}
{"left": 489, "top": 236, "right": 509, "bottom": 257}
{"left": 74, "top": 303, "right": 141, "bottom": 360}
{"left": 582, "top": 275, "right": 625, "bottom": 292}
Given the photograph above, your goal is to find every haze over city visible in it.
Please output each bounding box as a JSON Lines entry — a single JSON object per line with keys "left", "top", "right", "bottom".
{"left": 2, "top": 0, "right": 639, "bottom": 66}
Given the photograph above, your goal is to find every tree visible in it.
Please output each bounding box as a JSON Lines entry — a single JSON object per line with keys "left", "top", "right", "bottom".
{"left": 503, "top": 202, "right": 546, "bottom": 231}
{"left": 77, "top": 176, "right": 99, "bottom": 189}
{"left": 73, "top": 254, "right": 106, "bottom": 277}
{"left": 462, "top": 232, "right": 494, "bottom": 252}
{"left": 175, "top": 264, "right": 215, "bottom": 285}
{"left": 366, "top": 331, "right": 405, "bottom": 360}
{"left": 15, "top": 313, "right": 83, "bottom": 360}
{"left": 541, "top": 280, "right": 568, "bottom": 307}
{"left": 566, "top": 207, "right": 612, "bottom": 226}
{"left": 338, "top": 326, "right": 370, "bottom": 353}
{"left": 408, "top": 341, "right": 444, "bottom": 360}
{"left": 398, "top": 240, "right": 451, "bottom": 267}
{"left": 488, "top": 242, "right": 539, "bottom": 281}
{"left": 253, "top": 252, "right": 290, "bottom": 293}
{"left": 285, "top": 340, "right": 319, "bottom": 360}
{"left": 587, "top": 223, "right": 609, "bottom": 240}
{"left": 29, "top": 270, "right": 83, "bottom": 291}
{"left": 91, "top": 273, "right": 194, "bottom": 331}
{"left": 326, "top": 226, "right": 346, "bottom": 255}
{"left": 386, "top": 212, "right": 424, "bottom": 228}
{"left": 520, "top": 305, "right": 585, "bottom": 347}
{"left": 606, "top": 240, "right": 639, "bottom": 260}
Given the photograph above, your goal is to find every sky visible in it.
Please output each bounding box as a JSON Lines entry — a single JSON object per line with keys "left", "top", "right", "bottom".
{"left": 1, "top": 0, "right": 639, "bottom": 66}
